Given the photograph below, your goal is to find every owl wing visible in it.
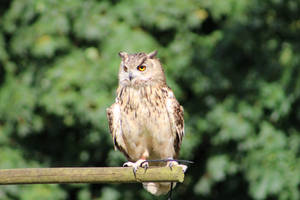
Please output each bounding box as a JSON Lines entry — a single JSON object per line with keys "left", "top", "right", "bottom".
{"left": 106, "top": 102, "right": 130, "bottom": 159}
{"left": 163, "top": 87, "right": 184, "bottom": 157}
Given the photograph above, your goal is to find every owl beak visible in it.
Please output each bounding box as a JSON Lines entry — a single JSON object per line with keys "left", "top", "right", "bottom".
{"left": 129, "top": 72, "right": 134, "bottom": 81}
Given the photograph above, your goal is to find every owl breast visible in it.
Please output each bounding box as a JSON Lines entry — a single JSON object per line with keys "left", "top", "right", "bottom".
{"left": 117, "top": 85, "right": 175, "bottom": 162}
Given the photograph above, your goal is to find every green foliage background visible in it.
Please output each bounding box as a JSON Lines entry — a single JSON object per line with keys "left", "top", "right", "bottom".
{"left": 1, "top": 0, "right": 300, "bottom": 199}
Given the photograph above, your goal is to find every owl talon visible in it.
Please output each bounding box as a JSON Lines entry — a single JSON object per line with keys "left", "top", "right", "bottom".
{"left": 132, "top": 167, "right": 137, "bottom": 176}
{"left": 167, "top": 160, "right": 188, "bottom": 173}
{"left": 123, "top": 159, "right": 147, "bottom": 175}
{"left": 123, "top": 161, "right": 139, "bottom": 176}
{"left": 179, "top": 164, "right": 188, "bottom": 173}
{"left": 168, "top": 160, "right": 177, "bottom": 171}
{"left": 123, "top": 161, "right": 134, "bottom": 167}
{"left": 140, "top": 161, "right": 149, "bottom": 170}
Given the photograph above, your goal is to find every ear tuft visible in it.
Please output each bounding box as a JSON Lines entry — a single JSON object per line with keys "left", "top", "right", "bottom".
{"left": 118, "top": 51, "right": 128, "bottom": 59}
{"left": 147, "top": 50, "right": 157, "bottom": 59}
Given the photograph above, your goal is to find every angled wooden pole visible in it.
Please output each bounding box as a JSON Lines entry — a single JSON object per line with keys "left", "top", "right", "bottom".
{"left": 0, "top": 167, "right": 184, "bottom": 185}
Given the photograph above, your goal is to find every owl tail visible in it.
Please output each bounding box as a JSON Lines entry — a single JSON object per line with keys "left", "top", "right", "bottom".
{"left": 142, "top": 182, "right": 176, "bottom": 196}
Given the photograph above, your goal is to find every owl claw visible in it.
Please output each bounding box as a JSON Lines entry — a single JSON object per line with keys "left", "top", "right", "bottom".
{"left": 167, "top": 160, "right": 188, "bottom": 173}
{"left": 123, "top": 161, "right": 133, "bottom": 167}
{"left": 168, "top": 160, "right": 177, "bottom": 171}
{"left": 179, "top": 164, "right": 188, "bottom": 173}
{"left": 140, "top": 160, "right": 149, "bottom": 169}
{"left": 123, "top": 159, "right": 148, "bottom": 176}
{"left": 123, "top": 161, "right": 138, "bottom": 175}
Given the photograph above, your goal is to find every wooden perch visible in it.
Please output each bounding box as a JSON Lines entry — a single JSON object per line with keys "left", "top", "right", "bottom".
{"left": 0, "top": 167, "right": 184, "bottom": 185}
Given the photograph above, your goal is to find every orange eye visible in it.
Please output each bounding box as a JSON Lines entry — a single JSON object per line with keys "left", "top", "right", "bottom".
{"left": 137, "top": 65, "right": 146, "bottom": 71}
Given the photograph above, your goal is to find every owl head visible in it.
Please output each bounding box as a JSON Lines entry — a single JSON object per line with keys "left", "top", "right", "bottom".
{"left": 118, "top": 50, "right": 166, "bottom": 87}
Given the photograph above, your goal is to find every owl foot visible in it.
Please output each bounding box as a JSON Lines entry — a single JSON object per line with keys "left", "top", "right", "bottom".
{"left": 123, "top": 159, "right": 149, "bottom": 175}
{"left": 167, "top": 159, "right": 188, "bottom": 173}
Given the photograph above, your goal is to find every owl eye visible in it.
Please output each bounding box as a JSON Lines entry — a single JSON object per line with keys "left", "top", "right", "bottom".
{"left": 123, "top": 66, "right": 128, "bottom": 72}
{"left": 137, "top": 65, "right": 146, "bottom": 71}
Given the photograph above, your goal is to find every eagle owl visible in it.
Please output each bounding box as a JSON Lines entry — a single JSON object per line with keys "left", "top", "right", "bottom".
{"left": 106, "top": 50, "right": 186, "bottom": 195}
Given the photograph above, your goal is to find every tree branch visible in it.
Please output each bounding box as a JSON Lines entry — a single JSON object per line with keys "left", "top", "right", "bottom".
{"left": 0, "top": 167, "right": 184, "bottom": 185}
